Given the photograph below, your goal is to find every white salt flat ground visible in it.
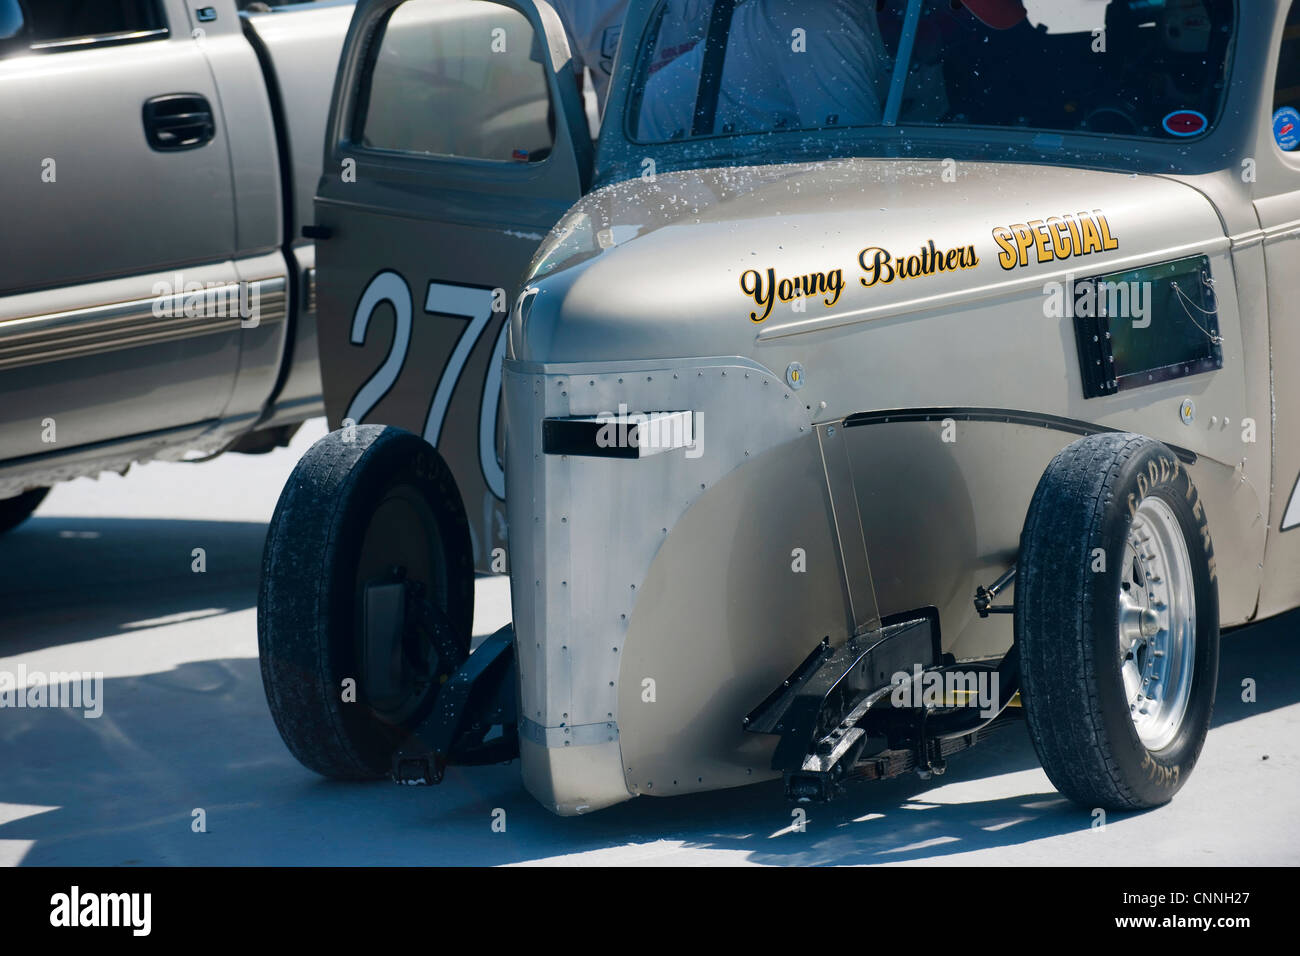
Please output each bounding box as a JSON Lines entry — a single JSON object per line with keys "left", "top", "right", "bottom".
{"left": 0, "top": 419, "right": 1296, "bottom": 866}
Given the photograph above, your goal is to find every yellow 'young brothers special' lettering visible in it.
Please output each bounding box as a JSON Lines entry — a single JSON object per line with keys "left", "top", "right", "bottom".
{"left": 992, "top": 210, "right": 1119, "bottom": 270}
{"left": 741, "top": 267, "right": 845, "bottom": 324}
{"left": 858, "top": 239, "right": 979, "bottom": 288}
{"left": 741, "top": 239, "right": 982, "bottom": 323}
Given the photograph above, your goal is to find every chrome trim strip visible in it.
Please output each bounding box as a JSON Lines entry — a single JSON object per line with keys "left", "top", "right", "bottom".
{"left": 1260, "top": 219, "right": 1300, "bottom": 243}
{"left": 29, "top": 28, "right": 169, "bottom": 52}
{"left": 0, "top": 277, "right": 287, "bottom": 371}
{"left": 843, "top": 406, "right": 1199, "bottom": 465}
{"left": 1229, "top": 229, "right": 1265, "bottom": 250}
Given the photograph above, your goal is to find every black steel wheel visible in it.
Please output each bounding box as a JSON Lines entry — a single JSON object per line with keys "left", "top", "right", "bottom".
{"left": 258, "top": 425, "right": 474, "bottom": 779}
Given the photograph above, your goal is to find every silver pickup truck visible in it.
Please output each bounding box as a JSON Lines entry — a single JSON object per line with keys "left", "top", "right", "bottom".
{"left": 0, "top": 0, "right": 354, "bottom": 530}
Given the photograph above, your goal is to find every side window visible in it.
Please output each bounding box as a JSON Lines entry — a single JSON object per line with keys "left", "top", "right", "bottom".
{"left": 355, "top": 0, "right": 555, "bottom": 164}
{"left": 10, "top": 0, "right": 166, "bottom": 53}
{"left": 1273, "top": 1, "right": 1300, "bottom": 151}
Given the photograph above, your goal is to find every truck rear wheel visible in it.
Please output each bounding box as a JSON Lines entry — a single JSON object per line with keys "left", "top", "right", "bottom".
{"left": 1015, "top": 433, "right": 1219, "bottom": 811}
{"left": 0, "top": 487, "right": 49, "bottom": 534}
{"left": 258, "top": 425, "right": 474, "bottom": 779}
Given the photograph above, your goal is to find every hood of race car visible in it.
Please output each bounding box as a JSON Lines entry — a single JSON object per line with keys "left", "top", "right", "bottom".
{"left": 512, "top": 157, "right": 1225, "bottom": 365}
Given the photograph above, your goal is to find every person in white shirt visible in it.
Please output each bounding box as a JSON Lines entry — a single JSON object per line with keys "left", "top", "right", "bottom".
{"left": 550, "top": 0, "right": 716, "bottom": 127}
{"left": 550, "top": 0, "right": 1030, "bottom": 139}
{"left": 548, "top": 0, "right": 629, "bottom": 120}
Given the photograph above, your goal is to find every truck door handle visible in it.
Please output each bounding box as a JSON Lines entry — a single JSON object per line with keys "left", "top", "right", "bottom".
{"left": 142, "top": 94, "right": 216, "bottom": 151}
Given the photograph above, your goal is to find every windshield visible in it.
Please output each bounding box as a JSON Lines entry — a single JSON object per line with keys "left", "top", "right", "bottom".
{"left": 627, "top": 0, "right": 1235, "bottom": 145}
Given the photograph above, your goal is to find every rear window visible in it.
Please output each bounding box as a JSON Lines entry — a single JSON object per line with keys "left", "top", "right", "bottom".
{"left": 629, "top": 0, "right": 1235, "bottom": 144}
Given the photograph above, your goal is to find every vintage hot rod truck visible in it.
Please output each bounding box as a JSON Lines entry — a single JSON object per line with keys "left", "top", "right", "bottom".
{"left": 259, "top": 0, "right": 1300, "bottom": 816}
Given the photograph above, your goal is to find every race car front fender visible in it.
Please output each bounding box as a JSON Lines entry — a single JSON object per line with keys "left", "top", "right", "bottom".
{"left": 503, "top": 355, "right": 833, "bottom": 813}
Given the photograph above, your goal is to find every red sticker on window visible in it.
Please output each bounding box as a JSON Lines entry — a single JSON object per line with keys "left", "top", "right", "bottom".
{"left": 1162, "top": 110, "right": 1208, "bottom": 137}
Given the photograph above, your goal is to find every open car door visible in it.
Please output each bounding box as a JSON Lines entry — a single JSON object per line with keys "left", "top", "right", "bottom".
{"left": 314, "top": 0, "right": 592, "bottom": 568}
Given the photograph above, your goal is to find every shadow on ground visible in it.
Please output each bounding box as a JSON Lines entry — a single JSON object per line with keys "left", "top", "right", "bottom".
{"left": 0, "top": 517, "right": 265, "bottom": 655}
{"left": 1, "top": 511, "right": 1296, "bottom": 865}
{"left": 0, "top": 619, "right": 1294, "bottom": 865}
{"left": 0, "top": 657, "right": 1076, "bottom": 865}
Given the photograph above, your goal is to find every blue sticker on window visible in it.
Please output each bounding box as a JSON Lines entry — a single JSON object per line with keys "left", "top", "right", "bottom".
{"left": 1274, "top": 107, "right": 1300, "bottom": 151}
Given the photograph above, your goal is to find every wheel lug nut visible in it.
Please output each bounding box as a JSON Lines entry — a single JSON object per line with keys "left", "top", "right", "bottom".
{"left": 1138, "top": 608, "right": 1160, "bottom": 638}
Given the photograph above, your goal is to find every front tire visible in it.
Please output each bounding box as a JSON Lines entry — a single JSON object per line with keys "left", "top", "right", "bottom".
{"left": 1016, "top": 433, "right": 1219, "bottom": 811}
{"left": 258, "top": 425, "right": 474, "bottom": 779}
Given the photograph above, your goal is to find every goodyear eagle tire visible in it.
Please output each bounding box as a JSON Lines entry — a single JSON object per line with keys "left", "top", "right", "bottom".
{"left": 1016, "top": 433, "right": 1219, "bottom": 811}
{"left": 258, "top": 425, "right": 474, "bottom": 779}
{"left": 0, "top": 487, "right": 49, "bottom": 534}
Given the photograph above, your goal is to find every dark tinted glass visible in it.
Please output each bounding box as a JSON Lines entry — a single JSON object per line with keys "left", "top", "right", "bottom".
{"left": 630, "top": 0, "right": 1235, "bottom": 143}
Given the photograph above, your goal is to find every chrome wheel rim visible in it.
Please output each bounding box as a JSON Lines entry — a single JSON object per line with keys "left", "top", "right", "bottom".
{"left": 1119, "top": 496, "right": 1196, "bottom": 751}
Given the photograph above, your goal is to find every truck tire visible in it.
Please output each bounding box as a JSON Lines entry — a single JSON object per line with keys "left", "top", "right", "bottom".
{"left": 1015, "top": 433, "right": 1219, "bottom": 811}
{"left": 0, "top": 487, "right": 49, "bottom": 534}
{"left": 258, "top": 425, "right": 474, "bottom": 779}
